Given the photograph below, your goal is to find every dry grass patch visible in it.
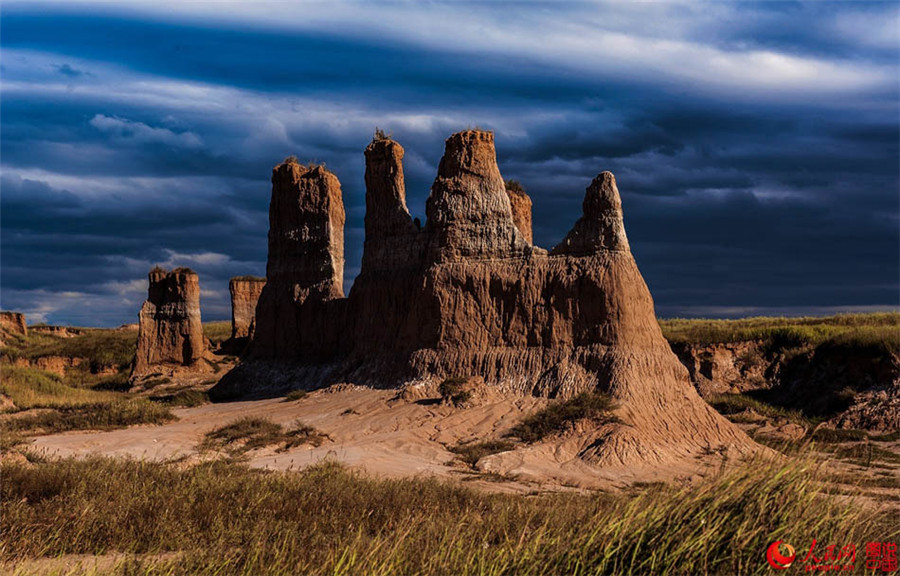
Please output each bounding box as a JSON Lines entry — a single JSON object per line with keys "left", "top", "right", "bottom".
{"left": 507, "top": 391, "right": 619, "bottom": 443}
{"left": 199, "top": 417, "right": 328, "bottom": 456}
{"left": 449, "top": 440, "right": 515, "bottom": 468}
{"left": 0, "top": 399, "right": 174, "bottom": 436}
{"left": 1, "top": 456, "right": 895, "bottom": 575}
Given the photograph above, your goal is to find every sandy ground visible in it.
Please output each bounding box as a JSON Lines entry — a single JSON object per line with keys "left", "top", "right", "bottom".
{"left": 25, "top": 386, "right": 726, "bottom": 493}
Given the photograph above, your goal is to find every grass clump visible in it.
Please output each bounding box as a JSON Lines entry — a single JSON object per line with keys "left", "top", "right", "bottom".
{"left": 284, "top": 389, "right": 308, "bottom": 402}
{"left": 508, "top": 391, "right": 618, "bottom": 443}
{"left": 200, "top": 417, "right": 327, "bottom": 456}
{"left": 1, "top": 399, "right": 174, "bottom": 436}
{"left": 706, "top": 393, "right": 810, "bottom": 428}
{"left": 149, "top": 389, "right": 209, "bottom": 408}
{"left": 449, "top": 440, "right": 515, "bottom": 468}
{"left": 1, "top": 456, "right": 894, "bottom": 575}
{"left": 505, "top": 179, "right": 525, "bottom": 193}
{"left": 439, "top": 376, "right": 472, "bottom": 407}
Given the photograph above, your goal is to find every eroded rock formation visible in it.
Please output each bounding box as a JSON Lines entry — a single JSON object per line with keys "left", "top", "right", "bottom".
{"left": 229, "top": 276, "right": 266, "bottom": 339}
{"left": 0, "top": 312, "right": 27, "bottom": 336}
{"left": 224, "top": 129, "right": 760, "bottom": 467}
{"left": 506, "top": 184, "right": 533, "bottom": 244}
{"left": 132, "top": 267, "right": 206, "bottom": 378}
{"left": 251, "top": 160, "right": 345, "bottom": 359}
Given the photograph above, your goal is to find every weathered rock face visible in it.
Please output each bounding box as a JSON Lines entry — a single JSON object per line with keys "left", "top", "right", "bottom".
{"left": 551, "top": 172, "right": 628, "bottom": 255}
{"left": 506, "top": 186, "right": 533, "bottom": 244}
{"left": 229, "top": 276, "right": 266, "bottom": 339}
{"left": 231, "top": 129, "right": 760, "bottom": 467}
{"left": 132, "top": 267, "right": 206, "bottom": 378}
{"left": 251, "top": 160, "right": 346, "bottom": 359}
{"left": 426, "top": 131, "right": 531, "bottom": 261}
{"left": 0, "top": 312, "right": 27, "bottom": 336}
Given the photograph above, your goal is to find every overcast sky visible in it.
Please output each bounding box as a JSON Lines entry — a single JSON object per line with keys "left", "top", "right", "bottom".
{"left": 1, "top": 1, "right": 898, "bottom": 326}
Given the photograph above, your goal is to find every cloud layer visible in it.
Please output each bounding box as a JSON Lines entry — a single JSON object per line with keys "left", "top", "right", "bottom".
{"left": 1, "top": 1, "right": 898, "bottom": 326}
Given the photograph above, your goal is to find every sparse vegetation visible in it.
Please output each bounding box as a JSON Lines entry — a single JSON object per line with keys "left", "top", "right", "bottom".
{"left": 508, "top": 391, "right": 618, "bottom": 443}
{"left": 505, "top": 179, "right": 525, "bottom": 193}
{"left": 373, "top": 127, "right": 391, "bottom": 141}
{"left": 284, "top": 389, "right": 308, "bottom": 402}
{"left": 199, "top": 417, "right": 328, "bottom": 456}
{"left": 202, "top": 321, "right": 232, "bottom": 346}
{"left": 149, "top": 388, "right": 209, "bottom": 408}
{"left": 706, "top": 393, "right": 810, "bottom": 428}
{"left": 0, "top": 399, "right": 174, "bottom": 435}
{"left": 449, "top": 440, "right": 515, "bottom": 468}
{"left": 439, "top": 376, "right": 472, "bottom": 407}
{"left": 1, "top": 457, "right": 893, "bottom": 575}
{"left": 1, "top": 328, "right": 137, "bottom": 373}
{"left": 660, "top": 312, "right": 900, "bottom": 354}
{"left": 0, "top": 365, "right": 119, "bottom": 410}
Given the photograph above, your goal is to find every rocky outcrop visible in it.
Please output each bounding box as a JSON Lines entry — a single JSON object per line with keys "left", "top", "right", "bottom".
{"left": 31, "top": 325, "right": 83, "bottom": 338}
{"left": 506, "top": 184, "right": 533, "bottom": 244}
{"left": 251, "top": 160, "right": 345, "bottom": 359}
{"left": 671, "top": 341, "right": 769, "bottom": 397}
{"left": 672, "top": 337, "right": 900, "bottom": 431}
{"left": 223, "top": 129, "right": 761, "bottom": 468}
{"left": 229, "top": 276, "right": 266, "bottom": 339}
{"left": 132, "top": 267, "right": 206, "bottom": 378}
{"left": 551, "top": 172, "right": 628, "bottom": 255}
{"left": 0, "top": 312, "right": 27, "bottom": 336}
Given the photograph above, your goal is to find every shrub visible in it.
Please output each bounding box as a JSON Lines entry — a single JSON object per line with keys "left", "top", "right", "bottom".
{"left": 438, "top": 377, "right": 471, "bottom": 407}
{"left": 508, "top": 391, "right": 618, "bottom": 443}
{"left": 449, "top": 440, "right": 515, "bottom": 468}
{"left": 285, "top": 390, "right": 308, "bottom": 402}
{"left": 505, "top": 179, "right": 525, "bottom": 193}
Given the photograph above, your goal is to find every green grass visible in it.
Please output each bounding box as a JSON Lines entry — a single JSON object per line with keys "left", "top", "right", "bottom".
{"left": 660, "top": 312, "right": 900, "bottom": 354}
{"left": 449, "top": 440, "right": 515, "bottom": 468}
{"left": 202, "top": 321, "right": 232, "bottom": 346}
{"left": 1, "top": 328, "right": 138, "bottom": 372}
{"left": 508, "top": 391, "right": 618, "bottom": 443}
{"left": 199, "top": 417, "right": 328, "bottom": 456}
{"left": 1, "top": 399, "right": 174, "bottom": 435}
{"left": 1, "top": 456, "right": 894, "bottom": 575}
{"left": 0, "top": 365, "right": 120, "bottom": 410}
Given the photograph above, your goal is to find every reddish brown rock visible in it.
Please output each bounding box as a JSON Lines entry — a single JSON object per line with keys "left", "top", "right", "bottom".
{"left": 225, "top": 129, "right": 761, "bottom": 468}
{"left": 506, "top": 184, "right": 533, "bottom": 244}
{"left": 0, "top": 311, "right": 27, "bottom": 336}
{"left": 251, "top": 159, "right": 346, "bottom": 359}
{"left": 229, "top": 276, "right": 266, "bottom": 339}
{"left": 425, "top": 131, "right": 530, "bottom": 261}
{"left": 132, "top": 267, "right": 206, "bottom": 378}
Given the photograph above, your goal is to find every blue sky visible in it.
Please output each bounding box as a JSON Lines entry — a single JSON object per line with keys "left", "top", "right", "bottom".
{"left": 1, "top": 1, "right": 898, "bottom": 326}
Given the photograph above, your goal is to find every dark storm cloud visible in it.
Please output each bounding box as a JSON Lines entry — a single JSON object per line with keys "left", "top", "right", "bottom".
{"left": 0, "top": 1, "right": 897, "bottom": 324}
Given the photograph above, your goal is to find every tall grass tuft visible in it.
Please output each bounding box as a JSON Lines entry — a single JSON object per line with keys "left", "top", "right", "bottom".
{"left": 1, "top": 456, "right": 894, "bottom": 575}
